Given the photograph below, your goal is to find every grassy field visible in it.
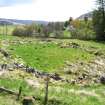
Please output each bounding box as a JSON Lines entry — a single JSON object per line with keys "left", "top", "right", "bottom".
{"left": 8, "top": 36, "right": 105, "bottom": 72}
{"left": 1, "top": 35, "right": 105, "bottom": 73}
{"left": 9, "top": 41, "right": 94, "bottom": 72}
{"left": 1, "top": 35, "right": 105, "bottom": 105}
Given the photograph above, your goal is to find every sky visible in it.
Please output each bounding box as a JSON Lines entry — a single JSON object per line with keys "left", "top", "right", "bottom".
{"left": 0, "top": 0, "right": 95, "bottom": 21}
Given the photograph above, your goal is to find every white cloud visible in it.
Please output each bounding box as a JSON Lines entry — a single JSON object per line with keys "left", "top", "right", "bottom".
{"left": 0, "top": 0, "right": 34, "bottom": 7}
{"left": 0, "top": 0, "right": 95, "bottom": 21}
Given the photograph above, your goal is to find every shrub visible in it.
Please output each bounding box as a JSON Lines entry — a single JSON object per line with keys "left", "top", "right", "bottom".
{"left": 71, "top": 28, "right": 96, "bottom": 40}
{"left": 54, "top": 31, "right": 64, "bottom": 38}
{"left": 42, "top": 26, "right": 50, "bottom": 37}
{"left": 70, "top": 20, "right": 96, "bottom": 40}
{"left": 12, "top": 24, "right": 36, "bottom": 37}
{"left": 12, "top": 26, "right": 26, "bottom": 37}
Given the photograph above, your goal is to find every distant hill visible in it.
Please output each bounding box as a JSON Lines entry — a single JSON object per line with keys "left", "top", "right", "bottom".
{"left": 0, "top": 18, "right": 48, "bottom": 25}
{"left": 77, "top": 12, "right": 93, "bottom": 20}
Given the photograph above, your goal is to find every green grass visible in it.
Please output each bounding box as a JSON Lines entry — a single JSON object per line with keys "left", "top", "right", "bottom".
{"left": 0, "top": 77, "right": 34, "bottom": 95}
{"left": 9, "top": 42, "right": 94, "bottom": 72}
{"left": 0, "top": 77, "right": 105, "bottom": 105}
{"left": 0, "top": 77, "right": 42, "bottom": 105}
{"left": 0, "top": 95, "right": 20, "bottom": 105}
{"left": 63, "top": 30, "right": 71, "bottom": 38}
{"left": 1, "top": 35, "right": 105, "bottom": 104}
{"left": 47, "top": 83, "right": 105, "bottom": 105}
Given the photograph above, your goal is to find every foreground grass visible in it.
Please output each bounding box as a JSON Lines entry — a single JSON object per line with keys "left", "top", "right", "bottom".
{"left": 0, "top": 77, "right": 105, "bottom": 105}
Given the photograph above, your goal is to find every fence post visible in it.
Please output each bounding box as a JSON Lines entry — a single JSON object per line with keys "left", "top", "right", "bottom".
{"left": 17, "top": 86, "right": 22, "bottom": 100}
{"left": 22, "top": 96, "right": 34, "bottom": 105}
{"left": 44, "top": 75, "right": 50, "bottom": 105}
{"left": 5, "top": 23, "right": 7, "bottom": 36}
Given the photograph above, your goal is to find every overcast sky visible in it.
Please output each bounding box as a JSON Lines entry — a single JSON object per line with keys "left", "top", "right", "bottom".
{"left": 0, "top": 0, "right": 95, "bottom": 21}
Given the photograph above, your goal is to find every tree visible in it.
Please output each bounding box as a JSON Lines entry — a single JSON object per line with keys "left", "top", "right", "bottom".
{"left": 64, "top": 21, "right": 69, "bottom": 28}
{"left": 84, "top": 16, "right": 88, "bottom": 24}
{"left": 69, "top": 17, "right": 73, "bottom": 25}
{"left": 92, "top": 0, "right": 105, "bottom": 40}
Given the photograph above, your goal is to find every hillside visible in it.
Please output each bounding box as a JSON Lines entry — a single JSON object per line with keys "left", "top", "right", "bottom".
{"left": 0, "top": 18, "right": 48, "bottom": 25}
{"left": 77, "top": 12, "right": 93, "bottom": 20}
{"left": 0, "top": 35, "right": 105, "bottom": 105}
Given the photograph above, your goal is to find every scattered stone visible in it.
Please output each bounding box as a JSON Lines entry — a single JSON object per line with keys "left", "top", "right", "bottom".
{"left": 8, "top": 68, "right": 14, "bottom": 71}
{"left": 94, "top": 51, "right": 103, "bottom": 56}
{"left": 66, "top": 79, "right": 71, "bottom": 83}
{"left": 93, "top": 78, "right": 100, "bottom": 83}
{"left": 71, "top": 79, "right": 76, "bottom": 84}
{"left": 1, "top": 64, "right": 7, "bottom": 70}
{"left": 22, "top": 96, "right": 34, "bottom": 105}
{"left": 70, "top": 42, "right": 80, "bottom": 48}
{"left": 65, "top": 70, "right": 72, "bottom": 75}
{"left": 25, "top": 79, "right": 40, "bottom": 88}
{"left": 78, "top": 76, "right": 84, "bottom": 80}
{"left": 0, "top": 48, "right": 9, "bottom": 57}
{"left": 60, "top": 42, "right": 80, "bottom": 48}
{"left": 0, "top": 71, "right": 6, "bottom": 76}
{"left": 14, "top": 63, "right": 25, "bottom": 69}
{"left": 100, "top": 76, "right": 105, "bottom": 84}
{"left": 80, "top": 62, "right": 84, "bottom": 65}
{"left": 94, "top": 59, "right": 105, "bottom": 66}
{"left": 26, "top": 67, "right": 35, "bottom": 73}
{"left": 50, "top": 73, "right": 62, "bottom": 81}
